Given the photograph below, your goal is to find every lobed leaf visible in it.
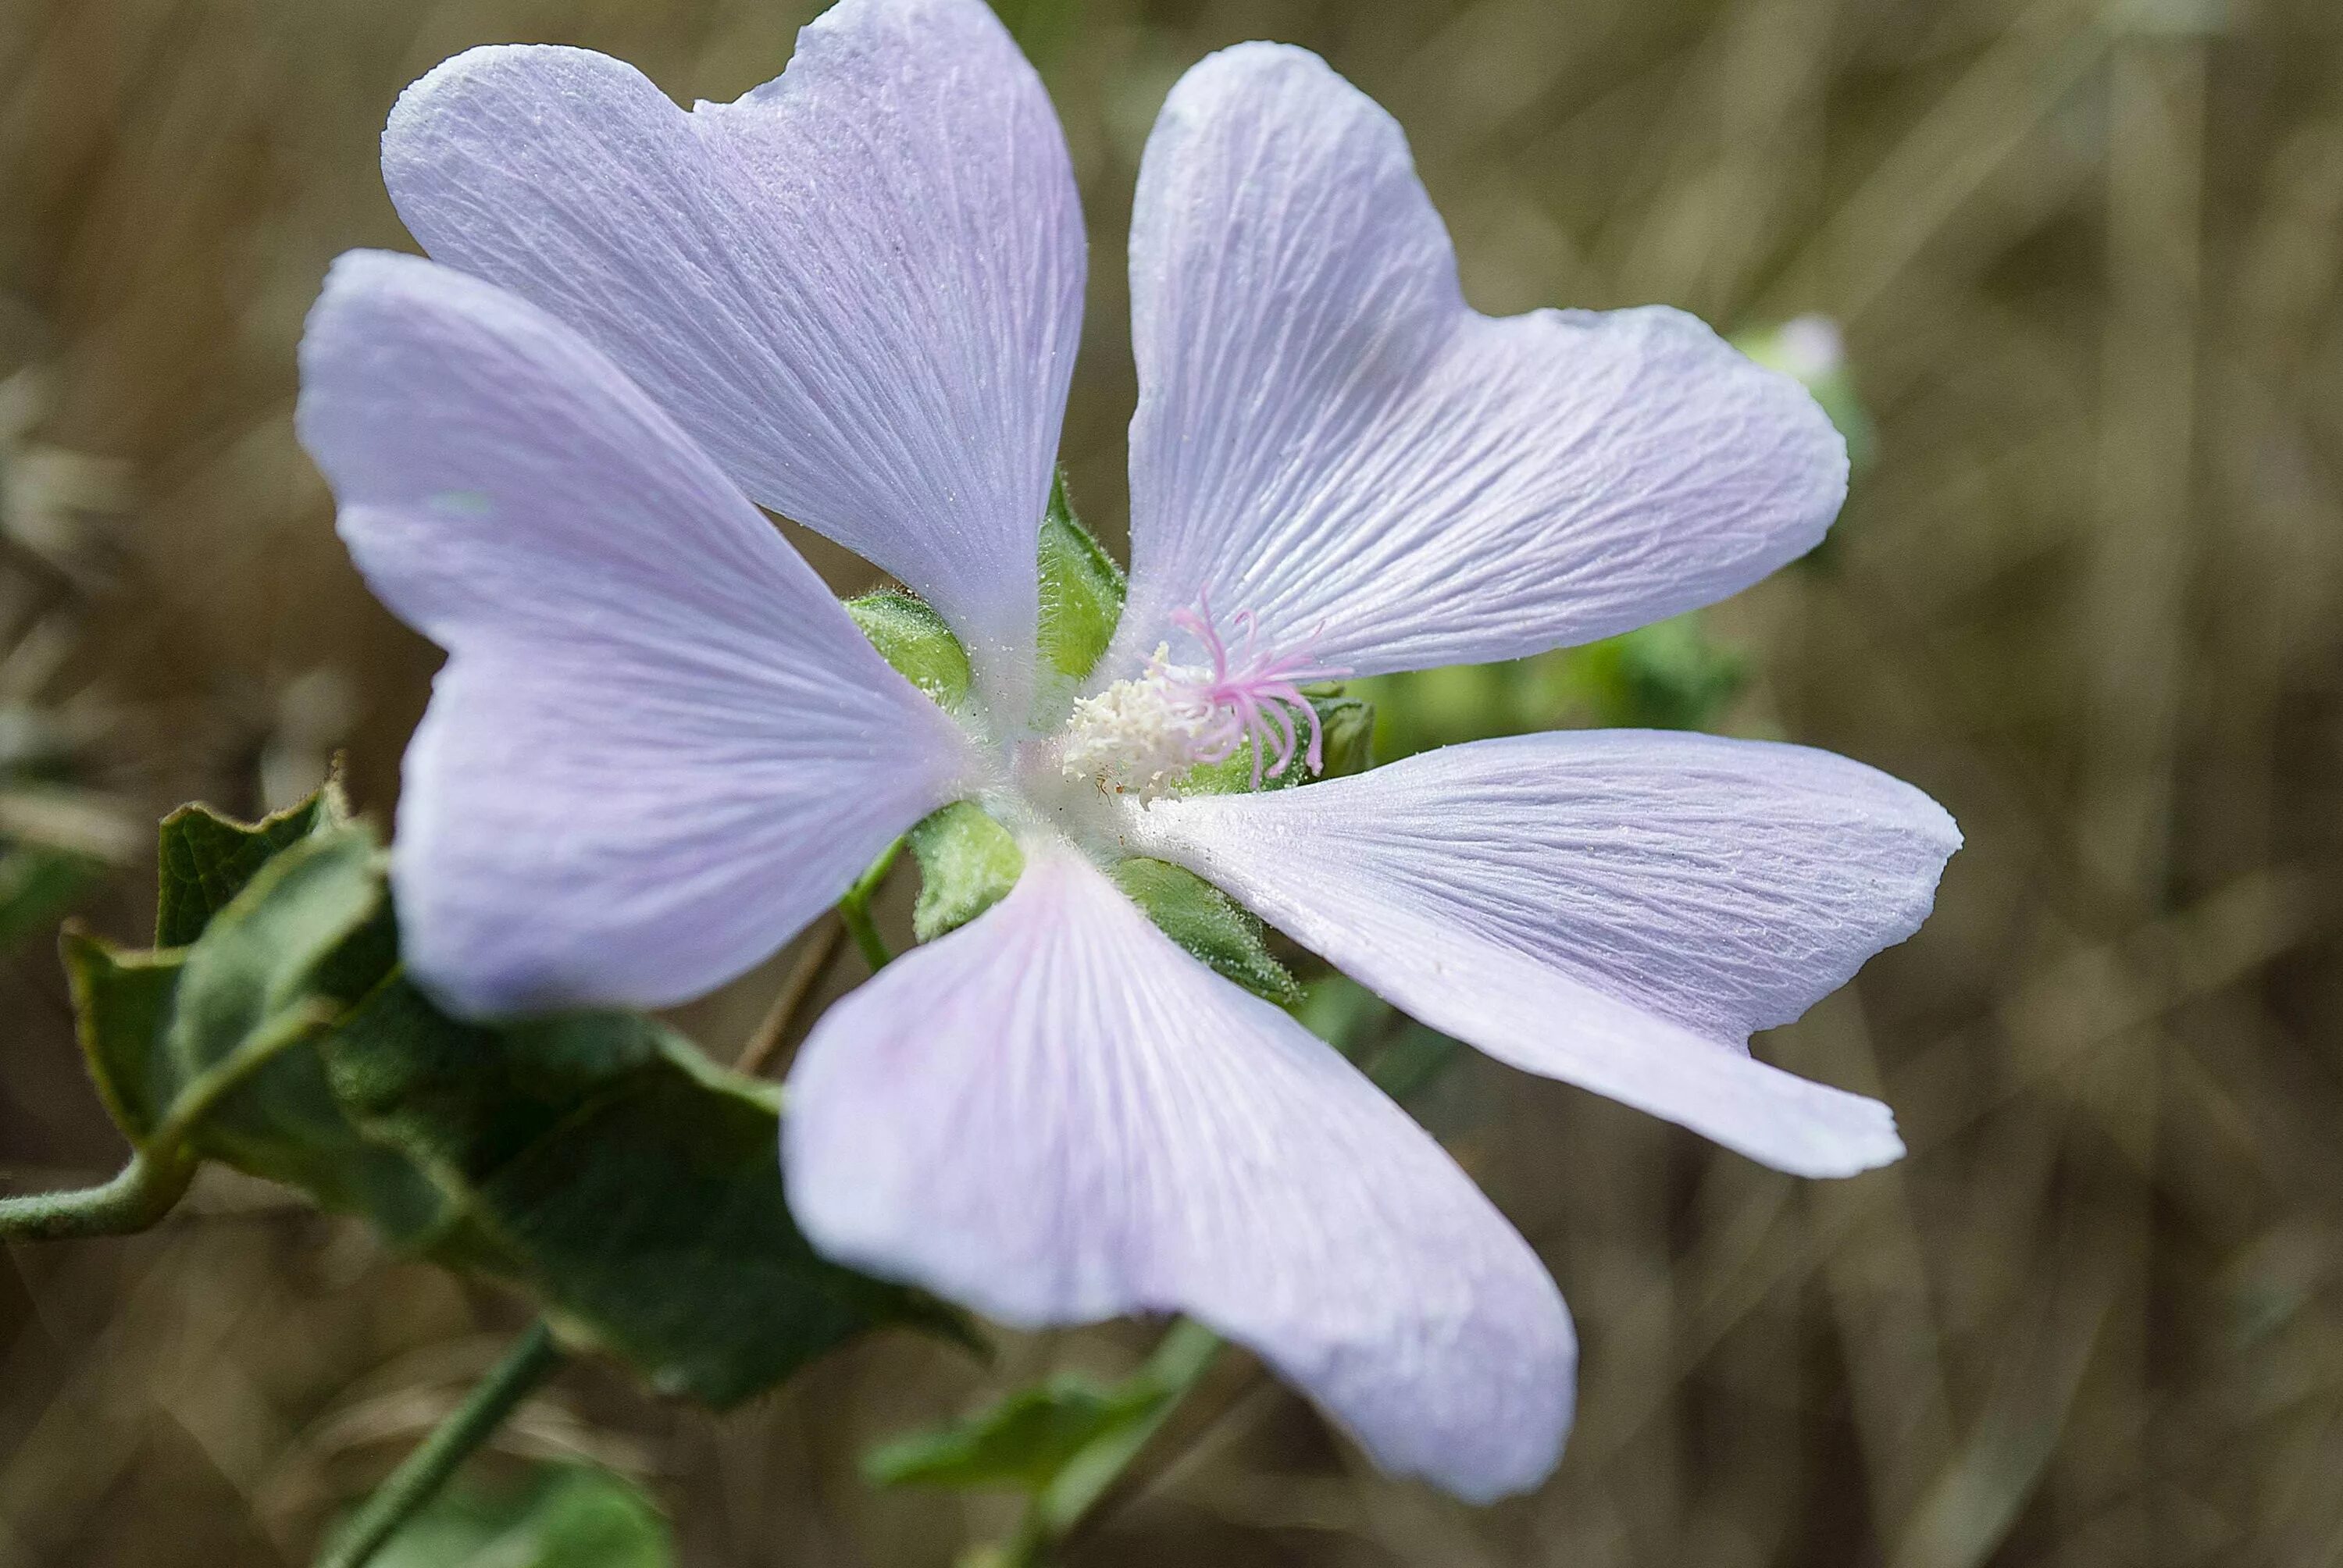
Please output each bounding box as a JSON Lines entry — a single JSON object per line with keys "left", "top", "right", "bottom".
{"left": 56, "top": 782, "right": 960, "bottom": 1405}
{"left": 68, "top": 818, "right": 458, "bottom": 1248}
{"left": 156, "top": 783, "right": 347, "bottom": 946}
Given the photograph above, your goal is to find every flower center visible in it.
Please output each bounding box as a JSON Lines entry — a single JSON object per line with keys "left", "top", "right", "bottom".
{"left": 1057, "top": 599, "right": 1346, "bottom": 802}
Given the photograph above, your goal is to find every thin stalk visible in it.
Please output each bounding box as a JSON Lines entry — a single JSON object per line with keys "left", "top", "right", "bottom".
{"left": 0, "top": 1148, "right": 194, "bottom": 1241}
{"left": 1035, "top": 1320, "right": 1223, "bottom": 1540}
{"left": 735, "top": 916, "right": 844, "bottom": 1076}
{"left": 838, "top": 839, "right": 903, "bottom": 973}
{"left": 983, "top": 1319, "right": 1227, "bottom": 1566}
{"left": 316, "top": 1319, "right": 566, "bottom": 1568}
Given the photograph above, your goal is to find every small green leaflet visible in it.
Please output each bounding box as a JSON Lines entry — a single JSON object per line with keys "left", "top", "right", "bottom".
{"left": 846, "top": 590, "right": 973, "bottom": 711}
{"left": 1036, "top": 469, "right": 1125, "bottom": 684}
{"left": 865, "top": 1320, "right": 1222, "bottom": 1531}
{"left": 1110, "top": 857, "right": 1300, "bottom": 1008}
{"left": 907, "top": 799, "right": 1024, "bottom": 942}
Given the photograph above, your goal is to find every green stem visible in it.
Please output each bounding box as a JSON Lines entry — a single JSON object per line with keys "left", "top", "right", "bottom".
{"left": 1, "top": 1000, "right": 329, "bottom": 1243}
{"left": 0, "top": 1149, "right": 195, "bottom": 1241}
{"left": 1000, "top": 1319, "right": 1225, "bottom": 1565}
{"left": 838, "top": 839, "right": 903, "bottom": 973}
{"left": 317, "top": 1319, "right": 566, "bottom": 1568}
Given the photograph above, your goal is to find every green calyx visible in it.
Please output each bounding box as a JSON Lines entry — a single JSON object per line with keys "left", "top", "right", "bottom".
{"left": 1109, "top": 857, "right": 1300, "bottom": 1007}
{"left": 1173, "top": 688, "right": 1376, "bottom": 796}
{"left": 907, "top": 800, "right": 1024, "bottom": 943}
{"left": 843, "top": 471, "right": 1129, "bottom": 713}
{"left": 846, "top": 590, "right": 972, "bottom": 710}
{"left": 1035, "top": 469, "right": 1125, "bottom": 685}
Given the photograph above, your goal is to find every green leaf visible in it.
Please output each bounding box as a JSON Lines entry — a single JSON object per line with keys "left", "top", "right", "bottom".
{"left": 49, "top": 780, "right": 950, "bottom": 1406}
{"left": 156, "top": 782, "right": 345, "bottom": 946}
{"left": 66, "top": 828, "right": 457, "bottom": 1248}
{"left": 1036, "top": 470, "right": 1125, "bottom": 684}
{"left": 0, "top": 839, "right": 106, "bottom": 953}
{"left": 866, "top": 1317, "right": 1222, "bottom": 1561}
{"left": 1566, "top": 615, "right": 1747, "bottom": 732}
{"left": 865, "top": 1374, "right": 1161, "bottom": 1492}
{"left": 166, "top": 824, "right": 382, "bottom": 1078}
{"left": 325, "top": 982, "right": 965, "bottom": 1406}
{"left": 846, "top": 590, "right": 972, "bottom": 710}
{"left": 366, "top": 1463, "right": 673, "bottom": 1568}
{"left": 907, "top": 800, "right": 1024, "bottom": 942}
{"left": 1109, "top": 857, "right": 1300, "bottom": 1007}
{"left": 62, "top": 932, "right": 181, "bottom": 1139}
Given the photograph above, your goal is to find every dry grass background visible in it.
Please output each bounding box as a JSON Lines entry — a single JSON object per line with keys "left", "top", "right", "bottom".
{"left": 5, "top": 0, "right": 2343, "bottom": 1563}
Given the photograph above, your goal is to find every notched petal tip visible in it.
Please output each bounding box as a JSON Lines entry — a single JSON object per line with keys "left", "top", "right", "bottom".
{"left": 384, "top": 41, "right": 647, "bottom": 145}
{"left": 1771, "top": 1088, "right": 1906, "bottom": 1180}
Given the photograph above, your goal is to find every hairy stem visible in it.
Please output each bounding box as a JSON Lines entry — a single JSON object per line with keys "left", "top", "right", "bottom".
{"left": 0, "top": 1149, "right": 194, "bottom": 1241}
{"left": 316, "top": 1319, "right": 566, "bottom": 1568}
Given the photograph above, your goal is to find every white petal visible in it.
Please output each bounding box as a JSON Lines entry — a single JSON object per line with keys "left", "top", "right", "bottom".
{"left": 382, "top": 0, "right": 1085, "bottom": 697}
{"left": 1128, "top": 730, "right": 1960, "bottom": 1177}
{"left": 783, "top": 845, "right": 1574, "bottom": 1501}
{"left": 1109, "top": 44, "right": 1844, "bottom": 682}
{"left": 296, "top": 251, "right": 974, "bottom": 1017}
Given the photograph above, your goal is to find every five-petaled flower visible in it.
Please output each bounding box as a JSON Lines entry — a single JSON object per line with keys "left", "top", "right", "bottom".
{"left": 296, "top": 0, "right": 1960, "bottom": 1501}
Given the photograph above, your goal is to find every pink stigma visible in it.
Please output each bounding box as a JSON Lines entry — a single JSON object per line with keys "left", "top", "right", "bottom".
{"left": 1166, "top": 593, "right": 1350, "bottom": 789}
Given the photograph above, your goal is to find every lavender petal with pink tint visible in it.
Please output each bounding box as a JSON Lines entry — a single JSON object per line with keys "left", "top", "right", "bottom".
{"left": 296, "top": 251, "right": 975, "bottom": 1018}
{"left": 1126, "top": 729, "right": 1960, "bottom": 1177}
{"left": 783, "top": 844, "right": 1575, "bottom": 1501}
{"left": 1107, "top": 43, "right": 1848, "bottom": 686}
{"left": 380, "top": 0, "right": 1085, "bottom": 698}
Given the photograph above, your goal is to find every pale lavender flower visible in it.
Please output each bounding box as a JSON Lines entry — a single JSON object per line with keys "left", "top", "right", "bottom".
{"left": 294, "top": 0, "right": 1959, "bottom": 1500}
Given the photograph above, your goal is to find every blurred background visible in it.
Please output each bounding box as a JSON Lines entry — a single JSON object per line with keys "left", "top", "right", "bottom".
{"left": 5, "top": 0, "right": 2343, "bottom": 1562}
